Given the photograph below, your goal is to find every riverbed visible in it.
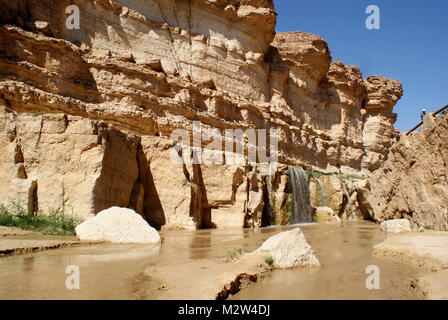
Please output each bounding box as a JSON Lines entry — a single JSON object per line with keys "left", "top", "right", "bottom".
{"left": 0, "top": 222, "right": 423, "bottom": 300}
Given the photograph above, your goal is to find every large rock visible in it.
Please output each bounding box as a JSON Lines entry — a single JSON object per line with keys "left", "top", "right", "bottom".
{"left": 380, "top": 219, "right": 412, "bottom": 233}
{"left": 315, "top": 207, "right": 341, "bottom": 224}
{"left": 75, "top": 207, "right": 161, "bottom": 244}
{"left": 368, "top": 113, "right": 448, "bottom": 231}
{"left": 255, "top": 228, "right": 320, "bottom": 269}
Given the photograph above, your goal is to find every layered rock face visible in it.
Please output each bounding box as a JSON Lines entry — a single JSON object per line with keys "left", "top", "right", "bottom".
{"left": 269, "top": 33, "right": 403, "bottom": 172}
{"left": 0, "top": 108, "right": 141, "bottom": 220}
{"left": 0, "top": 0, "right": 403, "bottom": 229}
{"left": 367, "top": 114, "right": 448, "bottom": 231}
{"left": 362, "top": 76, "right": 403, "bottom": 171}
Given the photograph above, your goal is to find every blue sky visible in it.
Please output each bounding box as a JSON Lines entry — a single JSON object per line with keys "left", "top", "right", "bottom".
{"left": 274, "top": 0, "right": 447, "bottom": 132}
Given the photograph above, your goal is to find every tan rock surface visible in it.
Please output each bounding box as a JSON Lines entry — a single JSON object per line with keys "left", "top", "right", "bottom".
{"left": 315, "top": 207, "right": 341, "bottom": 224}
{"left": 255, "top": 228, "right": 320, "bottom": 268}
{"left": 0, "top": 3, "right": 402, "bottom": 172}
{"left": 380, "top": 219, "right": 412, "bottom": 233}
{"left": 0, "top": 1, "right": 404, "bottom": 229}
{"left": 0, "top": 108, "right": 141, "bottom": 220}
{"left": 362, "top": 76, "right": 403, "bottom": 171}
{"left": 75, "top": 207, "right": 161, "bottom": 244}
{"left": 367, "top": 114, "right": 448, "bottom": 231}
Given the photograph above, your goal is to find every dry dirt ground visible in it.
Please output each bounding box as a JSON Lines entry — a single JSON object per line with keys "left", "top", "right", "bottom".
{"left": 374, "top": 231, "right": 448, "bottom": 300}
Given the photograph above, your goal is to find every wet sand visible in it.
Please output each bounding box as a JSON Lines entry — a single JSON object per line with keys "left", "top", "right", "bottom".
{"left": 373, "top": 231, "right": 448, "bottom": 300}
{"left": 0, "top": 226, "right": 40, "bottom": 237}
{"left": 0, "top": 222, "right": 425, "bottom": 300}
{"left": 0, "top": 227, "right": 97, "bottom": 256}
{"left": 0, "top": 239, "right": 83, "bottom": 256}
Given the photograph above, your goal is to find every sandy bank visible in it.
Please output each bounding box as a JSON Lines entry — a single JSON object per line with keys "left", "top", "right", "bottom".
{"left": 373, "top": 231, "right": 448, "bottom": 299}
{"left": 136, "top": 253, "right": 271, "bottom": 300}
{"left": 0, "top": 226, "right": 103, "bottom": 256}
{"left": 0, "top": 239, "right": 86, "bottom": 256}
{"left": 0, "top": 226, "right": 40, "bottom": 237}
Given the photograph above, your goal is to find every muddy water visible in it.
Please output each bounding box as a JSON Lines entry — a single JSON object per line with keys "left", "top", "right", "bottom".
{"left": 0, "top": 222, "right": 423, "bottom": 300}
{"left": 0, "top": 227, "right": 280, "bottom": 299}
{"left": 232, "top": 222, "right": 422, "bottom": 300}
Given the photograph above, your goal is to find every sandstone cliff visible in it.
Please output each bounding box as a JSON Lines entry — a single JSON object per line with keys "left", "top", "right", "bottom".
{"left": 0, "top": 0, "right": 404, "bottom": 229}
{"left": 367, "top": 114, "right": 448, "bottom": 231}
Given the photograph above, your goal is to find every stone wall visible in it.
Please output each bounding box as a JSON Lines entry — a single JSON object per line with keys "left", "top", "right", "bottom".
{"left": 0, "top": 0, "right": 405, "bottom": 229}
{"left": 367, "top": 114, "right": 448, "bottom": 231}
{"left": 0, "top": 106, "right": 140, "bottom": 220}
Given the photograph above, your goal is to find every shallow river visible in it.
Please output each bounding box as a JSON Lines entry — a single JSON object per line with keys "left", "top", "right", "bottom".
{"left": 0, "top": 222, "right": 422, "bottom": 299}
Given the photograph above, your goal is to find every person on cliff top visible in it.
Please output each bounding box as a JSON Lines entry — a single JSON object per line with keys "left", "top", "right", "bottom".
{"left": 420, "top": 109, "right": 427, "bottom": 121}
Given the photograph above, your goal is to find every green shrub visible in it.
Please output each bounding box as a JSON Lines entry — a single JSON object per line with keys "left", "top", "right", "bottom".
{"left": 265, "top": 256, "right": 274, "bottom": 266}
{"left": 226, "top": 247, "right": 248, "bottom": 261}
{"left": 0, "top": 202, "right": 81, "bottom": 236}
{"left": 305, "top": 170, "right": 334, "bottom": 178}
{"left": 340, "top": 174, "right": 365, "bottom": 180}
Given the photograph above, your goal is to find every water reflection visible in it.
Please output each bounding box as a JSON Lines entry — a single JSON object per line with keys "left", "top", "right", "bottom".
{"left": 231, "top": 222, "right": 423, "bottom": 300}
{"left": 0, "top": 222, "right": 423, "bottom": 300}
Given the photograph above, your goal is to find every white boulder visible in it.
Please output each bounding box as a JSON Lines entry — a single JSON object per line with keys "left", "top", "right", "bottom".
{"left": 75, "top": 207, "right": 161, "bottom": 244}
{"left": 380, "top": 219, "right": 412, "bottom": 233}
{"left": 256, "top": 228, "right": 320, "bottom": 269}
{"left": 315, "top": 207, "right": 341, "bottom": 224}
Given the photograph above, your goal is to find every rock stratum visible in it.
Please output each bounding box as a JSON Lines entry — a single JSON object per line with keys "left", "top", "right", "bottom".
{"left": 0, "top": 0, "right": 405, "bottom": 229}
{"left": 367, "top": 114, "right": 448, "bottom": 231}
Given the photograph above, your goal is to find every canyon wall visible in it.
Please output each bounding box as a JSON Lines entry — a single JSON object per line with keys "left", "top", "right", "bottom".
{"left": 0, "top": 0, "right": 403, "bottom": 229}
{"left": 367, "top": 114, "right": 448, "bottom": 231}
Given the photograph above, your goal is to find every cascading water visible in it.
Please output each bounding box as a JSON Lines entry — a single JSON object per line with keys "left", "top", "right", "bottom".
{"left": 316, "top": 178, "right": 329, "bottom": 207}
{"left": 288, "top": 166, "right": 313, "bottom": 224}
{"left": 341, "top": 182, "right": 353, "bottom": 220}
{"left": 263, "top": 174, "right": 276, "bottom": 226}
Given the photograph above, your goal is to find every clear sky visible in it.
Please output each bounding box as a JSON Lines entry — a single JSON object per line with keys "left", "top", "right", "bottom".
{"left": 274, "top": 0, "right": 447, "bottom": 132}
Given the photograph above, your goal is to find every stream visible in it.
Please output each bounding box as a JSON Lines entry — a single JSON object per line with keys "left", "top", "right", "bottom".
{"left": 0, "top": 222, "right": 423, "bottom": 300}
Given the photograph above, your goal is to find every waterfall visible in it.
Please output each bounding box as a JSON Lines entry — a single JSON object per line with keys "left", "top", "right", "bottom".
{"left": 316, "top": 178, "right": 329, "bottom": 207}
{"left": 263, "top": 174, "right": 276, "bottom": 226}
{"left": 288, "top": 166, "right": 313, "bottom": 224}
{"left": 341, "top": 182, "right": 353, "bottom": 220}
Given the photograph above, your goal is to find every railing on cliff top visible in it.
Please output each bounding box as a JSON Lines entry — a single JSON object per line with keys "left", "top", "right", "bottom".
{"left": 405, "top": 104, "right": 448, "bottom": 136}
